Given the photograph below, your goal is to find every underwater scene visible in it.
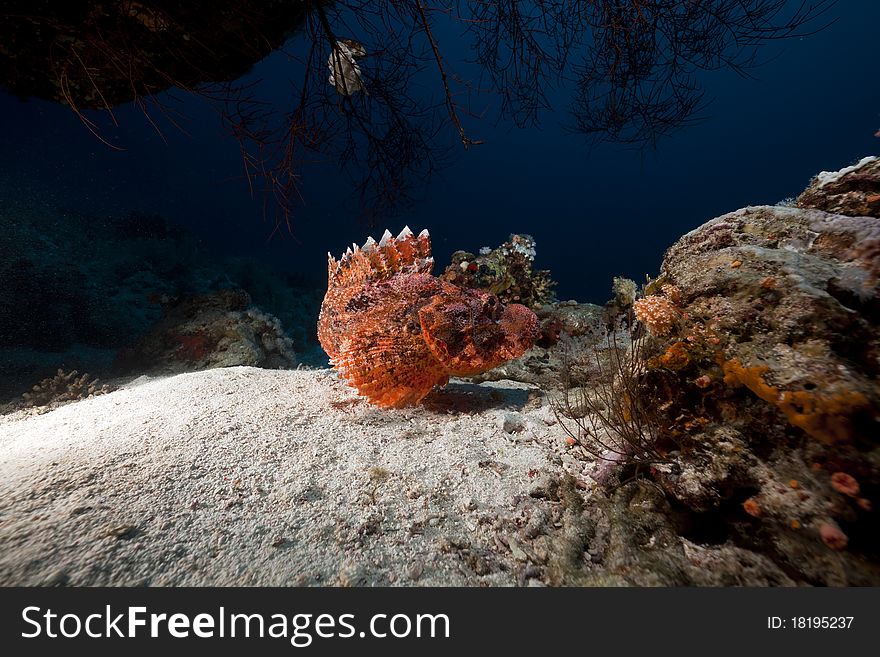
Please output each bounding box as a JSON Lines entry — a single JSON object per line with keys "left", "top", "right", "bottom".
{"left": 0, "top": 0, "right": 878, "bottom": 587}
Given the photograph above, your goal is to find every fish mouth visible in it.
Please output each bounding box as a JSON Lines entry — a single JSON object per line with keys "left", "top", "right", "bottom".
{"left": 497, "top": 303, "right": 539, "bottom": 358}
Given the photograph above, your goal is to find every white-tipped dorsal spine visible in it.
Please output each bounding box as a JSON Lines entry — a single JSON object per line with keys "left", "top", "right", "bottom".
{"left": 328, "top": 228, "right": 432, "bottom": 284}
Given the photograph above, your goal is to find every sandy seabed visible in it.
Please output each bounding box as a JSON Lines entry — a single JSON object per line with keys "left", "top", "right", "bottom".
{"left": 0, "top": 367, "right": 574, "bottom": 586}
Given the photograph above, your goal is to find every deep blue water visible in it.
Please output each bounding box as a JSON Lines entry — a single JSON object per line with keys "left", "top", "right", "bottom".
{"left": 1, "top": 2, "right": 878, "bottom": 304}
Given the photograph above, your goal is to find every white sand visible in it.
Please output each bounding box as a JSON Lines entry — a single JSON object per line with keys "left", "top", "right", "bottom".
{"left": 0, "top": 367, "right": 579, "bottom": 586}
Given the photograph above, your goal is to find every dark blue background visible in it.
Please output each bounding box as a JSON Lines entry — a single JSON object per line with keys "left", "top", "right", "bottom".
{"left": 1, "top": 3, "right": 877, "bottom": 303}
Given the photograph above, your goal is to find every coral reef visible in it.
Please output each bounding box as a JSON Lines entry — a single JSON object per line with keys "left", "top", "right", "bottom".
{"left": 441, "top": 234, "right": 557, "bottom": 308}
{"left": 796, "top": 156, "right": 880, "bottom": 218}
{"left": 529, "top": 157, "right": 880, "bottom": 585}
{"left": 0, "top": 199, "right": 315, "bottom": 400}
{"left": 115, "top": 289, "right": 297, "bottom": 375}
{"left": 589, "top": 157, "right": 880, "bottom": 584}
{"left": 21, "top": 369, "right": 111, "bottom": 411}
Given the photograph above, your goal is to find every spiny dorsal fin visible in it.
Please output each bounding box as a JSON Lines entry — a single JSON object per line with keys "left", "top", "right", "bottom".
{"left": 327, "top": 226, "right": 433, "bottom": 287}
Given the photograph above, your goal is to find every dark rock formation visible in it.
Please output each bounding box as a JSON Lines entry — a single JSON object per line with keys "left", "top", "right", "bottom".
{"left": 0, "top": 1, "right": 309, "bottom": 109}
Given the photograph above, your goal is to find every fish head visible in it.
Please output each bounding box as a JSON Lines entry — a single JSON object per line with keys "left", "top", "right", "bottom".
{"left": 419, "top": 288, "right": 539, "bottom": 376}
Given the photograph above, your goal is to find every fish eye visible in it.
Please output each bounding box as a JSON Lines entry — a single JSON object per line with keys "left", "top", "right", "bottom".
{"left": 483, "top": 295, "right": 503, "bottom": 321}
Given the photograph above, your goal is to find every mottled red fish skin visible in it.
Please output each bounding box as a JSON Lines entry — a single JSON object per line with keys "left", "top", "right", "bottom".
{"left": 318, "top": 228, "right": 539, "bottom": 408}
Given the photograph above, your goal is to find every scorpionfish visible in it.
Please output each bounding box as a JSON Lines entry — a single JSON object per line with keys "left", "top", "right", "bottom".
{"left": 318, "top": 226, "right": 539, "bottom": 408}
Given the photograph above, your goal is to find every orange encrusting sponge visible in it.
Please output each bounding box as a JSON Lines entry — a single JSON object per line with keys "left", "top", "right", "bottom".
{"left": 721, "top": 358, "right": 869, "bottom": 443}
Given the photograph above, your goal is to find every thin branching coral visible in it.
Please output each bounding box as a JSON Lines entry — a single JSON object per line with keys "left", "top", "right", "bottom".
{"left": 552, "top": 318, "right": 667, "bottom": 484}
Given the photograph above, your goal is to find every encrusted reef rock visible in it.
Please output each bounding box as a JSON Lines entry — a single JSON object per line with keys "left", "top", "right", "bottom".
{"left": 659, "top": 204, "right": 878, "bottom": 445}
{"left": 115, "top": 289, "right": 296, "bottom": 375}
{"left": 621, "top": 157, "right": 880, "bottom": 584}
{"left": 796, "top": 155, "right": 880, "bottom": 218}
{"left": 489, "top": 475, "right": 798, "bottom": 586}
{"left": 523, "top": 158, "right": 880, "bottom": 586}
